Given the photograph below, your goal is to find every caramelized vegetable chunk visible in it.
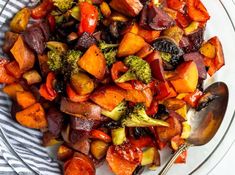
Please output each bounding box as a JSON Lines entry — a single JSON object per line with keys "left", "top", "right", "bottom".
{"left": 2, "top": 32, "right": 19, "bottom": 53}
{"left": 16, "top": 103, "right": 47, "bottom": 129}
{"left": 109, "top": 0, "right": 143, "bottom": 17}
{"left": 10, "top": 35, "right": 35, "bottom": 71}
{"left": 78, "top": 45, "right": 106, "bottom": 80}
{"left": 90, "top": 86, "right": 126, "bottom": 111}
{"left": 16, "top": 91, "right": 36, "bottom": 109}
{"left": 0, "top": 59, "right": 16, "bottom": 84}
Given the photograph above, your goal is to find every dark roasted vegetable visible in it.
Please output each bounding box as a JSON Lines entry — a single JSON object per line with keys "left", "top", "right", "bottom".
{"left": 46, "top": 107, "right": 64, "bottom": 137}
{"left": 70, "top": 116, "right": 95, "bottom": 131}
{"left": 52, "top": 0, "right": 73, "bottom": 12}
{"left": 140, "top": 5, "right": 175, "bottom": 30}
{"left": 77, "top": 32, "right": 97, "bottom": 50}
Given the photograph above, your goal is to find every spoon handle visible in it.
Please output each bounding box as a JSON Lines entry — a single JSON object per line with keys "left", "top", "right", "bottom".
{"left": 158, "top": 143, "right": 191, "bottom": 175}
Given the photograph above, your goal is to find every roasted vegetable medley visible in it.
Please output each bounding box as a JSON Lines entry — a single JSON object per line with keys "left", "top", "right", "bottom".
{"left": 0, "top": 0, "right": 225, "bottom": 174}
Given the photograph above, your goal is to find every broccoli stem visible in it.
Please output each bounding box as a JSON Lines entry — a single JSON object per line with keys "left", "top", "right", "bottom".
{"left": 115, "top": 70, "right": 137, "bottom": 83}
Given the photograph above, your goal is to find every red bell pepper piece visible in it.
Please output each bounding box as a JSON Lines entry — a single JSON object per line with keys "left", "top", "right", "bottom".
{"left": 129, "top": 137, "right": 154, "bottom": 149}
{"left": 174, "top": 150, "right": 187, "bottom": 163}
{"left": 39, "top": 84, "right": 56, "bottom": 101}
{"left": 146, "top": 99, "right": 158, "bottom": 115}
{"left": 31, "top": 0, "right": 54, "bottom": 19}
{"left": 66, "top": 84, "right": 89, "bottom": 103}
{"left": 90, "top": 129, "right": 112, "bottom": 143}
{"left": 47, "top": 14, "right": 56, "bottom": 32}
{"left": 111, "top": 61, "right": 134, "bottom": 90}
{"left": 46, "top": 72, "right": 57, "bottom": 97}
{"left": 176, "top": 12, "right": 190, "bottom": 28}
{"left": 183, "top": 89, "right": 203, "bottom": 107}
{"left": 78, "top": 2, "right": 99, "bottom": 35}
{"left": 186, "top": 0, "right": 210, "bottom": 22}
{"left": 149, "top": 126, "right": 167, "bottom": 150}
{"left": 167, "top": 0, "right": 186, "bottom": 13}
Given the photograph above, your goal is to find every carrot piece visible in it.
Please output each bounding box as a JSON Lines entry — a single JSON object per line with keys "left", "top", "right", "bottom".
{"left": 137, "top": 27, "right": 161, "bottom": 43}
{"left": 66, "top": 84, "right": 89, "bottom": 103}
{"left": 176, "top": 12, "right": 190, "bottom": 28}
{"left": 5, "top": 61, "right": 23, "bottom": 79}
{"left": 10, "top": 35, "right": 35, "bottom": 71}
{"left": 90, "top": 129, "right": 112, "bottom": 143}
{"left": 167, "top": 0, "right": 186, "bottom": 13}
{"left": 2, "top": 83, "right": 24, "bottom": 100}
{"left": 16, "top": 103, "right": 47, "bottom": 129}
{"left": 106, "top": 146, "right": 139, "bottom": 175}
{"left": 90, "top": 86, "right": 126, "bottom": 111}
{"left": 78, "top": 45, "right": 106, "bottom": 80}
{"left": 136, "top": 43, "right": 154, "bottom": 58}
{"left": 0, "top": 59, "right": 16, "bottom": 84}
{"left": 183, "top": 89, "right": 203, "bottom": 107}
{"left": 125, "top": 89, "right": 146, "bottom": 103}
{"left": 16, "top": 91, "right": 36, "bottom": 109}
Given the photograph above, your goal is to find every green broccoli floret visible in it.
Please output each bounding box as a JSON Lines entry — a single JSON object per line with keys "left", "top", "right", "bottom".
{"left": 66, "top": 50, "right": 82, "bottom": 74}
{"left": 122, "top": 104, "right": 169, "bottom": 127}
{"left": 52, "top": 0, "right": 74, "bottom": 12}
{"left": 101, "top": 101, "right": 127, "bottom": 121}
{"left": 98, "top": 41, "right": 119, "bottom": 66}
{"left": 115, "top": 56, "right": 152, "bottom": 84}
{"left": 47, "top": 50, "right": 63, "bottom": 71}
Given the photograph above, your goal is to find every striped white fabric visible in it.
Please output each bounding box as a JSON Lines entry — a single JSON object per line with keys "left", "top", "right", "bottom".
{"left": 0, "top": 0, "right": 61, "bottom": 174}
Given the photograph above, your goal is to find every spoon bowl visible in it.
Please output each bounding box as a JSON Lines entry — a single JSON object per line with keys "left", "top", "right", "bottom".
{"left": 159, "top": 82, "right": 229, "bottom": 175}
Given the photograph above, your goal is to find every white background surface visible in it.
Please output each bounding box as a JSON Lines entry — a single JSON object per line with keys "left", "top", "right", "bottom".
{"left": 208, "top": 1, "right": 235, "bottom": 175}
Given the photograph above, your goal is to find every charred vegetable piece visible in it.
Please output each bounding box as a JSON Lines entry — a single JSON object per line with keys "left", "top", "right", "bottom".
{"left": 117, "top": 32, "right": 146, "bottom": 57}
{"left": 46, "top": 108, "right": 64, "bottom": 137}
{"left": 70, "top": 72, "right": 95, "bottom": 95}
{"left": 196, "top": 92, "right": 216, "bottom": 111}
{"left": 16, "top": 91, "right": 36, "bottom": 109}
{"left": 111, "top": 127, "right": 126, "bottom": 145}
{"left": 70, "top": 116, "right": 94, "bottom": 131}
{"left": 163, "top": 98, "right": 186, "bottom": 110}
{"left": 153, "top": 37, "right": 183, "bottom": 56}
{"left": 140, "top": 5, "right": 175, "bottom": 30}
{"left": 77, "top": 32, "right": 97, "bottom": 50}
{"left": 2, "top": 83, "right": 24, "bottom": 100}
{"left": 156, "top": 115, "right": 182, "bottom": 142}
{"left": 106, "top": 145, "right": 139, "bottom": 175}
{"left": 16, "top": 103, "right": 47, "bottom": 129}
{"left": 115, "top": 56, "right": 152, "bottom": 84}
{"left": 23, "top": 70, "right": 42, "bottom": 85}
{"left": 100, "top": 2, "right": 111, "bottom": 18}
{"left": 10, "top": 8, "right": 31, "bottom": 33}
{"left": 60, "top": 97, "right": 102, "bottom": 120}
{"left": 183, "top": 52, "right": 207, "bottom": 80}
{"left": 78, "top": 45, "right": 106, "bottom": 80}
{"left": 101, "top": 101, "right": 127, "bottom": 121}
{"left": 10, "top": 35, "right": 35, "bottom": 72}
{"left": 90, "top": 86, "right": 126, "bottom": 111}
{"left": 52, "top": 0, "right": 73, "bottom": 12}
{"left": 64, "top": 153, "right": 95, "bottom": 175}
{"left": 2, "top": 32, "right": 19, "bottom": 53}
{"left": 109, "top": 0, "right": 143, "bottom": 17}
{"left": 91, "top": 140, "right": 109, "bottom": 160}
{"left": 163, "top": 25, "right": 184, "bottom": 44}
{"left": 122, "top": 104, "right": 169, "bottom": 127}
{"left": 31, "top": 0, "right": 54, "bottom": 19}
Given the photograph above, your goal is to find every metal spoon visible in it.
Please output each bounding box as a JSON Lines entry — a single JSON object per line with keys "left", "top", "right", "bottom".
{"left": 159, "top": 82, "right": 229, "bottom": 175}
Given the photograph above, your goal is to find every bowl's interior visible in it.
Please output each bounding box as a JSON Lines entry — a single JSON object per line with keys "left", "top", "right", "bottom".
{"left": 1, "top": 0, "right": 235, "bottom": 175}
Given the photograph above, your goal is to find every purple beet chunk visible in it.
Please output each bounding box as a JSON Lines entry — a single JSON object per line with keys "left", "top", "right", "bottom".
{"left": 150, "top": 59, "right": 165, "bottom": 81}
{"left": 23, "top": 24, "right": 45, "bottom": 54}
{"left": 46, "top": 108, "right": 64, "bottom": 137}
{"left": 183, "top": 52, "right": 207, "bottom": 79}
{"left": 38, "top": 21, "right": 50, "bottom": 41}
{"left": 77, "top": 32, "right": 97, "bottom": 50}
{"left": 139, "top": 5, "right": 150, "bottom": 29}
{"left": 147, "top": 6, "right": 175, "bottom": 30}
{"left": 70, "top": 117, "right": 95, "bottom": 132}
{"left": 69, "top": 129, "right": 89, "bottom": 144}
